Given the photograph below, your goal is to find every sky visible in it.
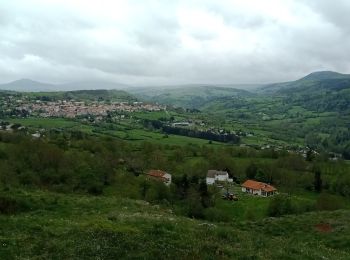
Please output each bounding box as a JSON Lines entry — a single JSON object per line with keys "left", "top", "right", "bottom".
{"left": 0, "top": 0, "right": 350, "bottom": 86}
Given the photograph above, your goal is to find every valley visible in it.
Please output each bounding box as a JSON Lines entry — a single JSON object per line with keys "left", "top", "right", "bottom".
{"left": 0, "top": 71, "right": 350, "bottom": 259}
{"left": 2, "top": 1, "right": 350, "bottom": 258}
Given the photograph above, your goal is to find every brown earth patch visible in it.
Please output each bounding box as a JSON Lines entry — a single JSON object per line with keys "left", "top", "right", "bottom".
{"left": 315, "top": 223, "right": 333, "bottom": 233}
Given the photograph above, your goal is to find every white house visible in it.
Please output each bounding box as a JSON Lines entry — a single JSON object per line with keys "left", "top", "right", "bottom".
{"left": 241, "top": 180, "right": 277, "bottom": 197}
{"left": 206, "top": 170, "right": 233, "bottom": 185}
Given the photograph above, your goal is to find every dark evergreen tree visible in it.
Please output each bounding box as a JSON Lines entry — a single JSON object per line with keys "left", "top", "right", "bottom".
{"left": 246, "top": 162, "right": 258, "bottom": 179}
{"left": 314, "top": 168, "right": 322, "bottom": 193}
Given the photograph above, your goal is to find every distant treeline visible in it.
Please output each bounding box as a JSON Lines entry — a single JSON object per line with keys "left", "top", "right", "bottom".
{"left": 143, "top": 119, "right": 240, "bottom": 144}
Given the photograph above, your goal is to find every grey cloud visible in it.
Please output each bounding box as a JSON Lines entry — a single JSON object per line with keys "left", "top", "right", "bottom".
{"left": 303, "top": 0, "right": 350, "bottom": 33}
{"left": 0, "top": 0, "right": 349, "bottom": 86}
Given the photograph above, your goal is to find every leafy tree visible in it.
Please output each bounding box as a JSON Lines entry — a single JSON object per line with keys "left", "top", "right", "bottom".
{"left": 198, "top": 179, "right": 211, "bottom": 208}
{"left": 186, "top": 188, "right": 204, "bottom": 219}
{"left": 140, "top": 180, "right": 151, "bottom": 199}
{"left": 306, "top": 149, "right": 314, "bottom": 161}
{"left": 246, "top": 162, "right": 258, "bottom": 179}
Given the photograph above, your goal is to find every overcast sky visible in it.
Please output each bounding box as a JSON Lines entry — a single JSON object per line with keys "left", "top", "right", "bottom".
{"left": 1, "top": 0, "right": 350, "bottom": 86}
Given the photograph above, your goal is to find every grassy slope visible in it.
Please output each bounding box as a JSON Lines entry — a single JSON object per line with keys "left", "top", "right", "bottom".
{"left": 1, "top": 189, "right": 350, "bottom": 259}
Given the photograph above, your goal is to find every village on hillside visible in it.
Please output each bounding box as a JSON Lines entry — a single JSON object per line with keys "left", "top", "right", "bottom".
{"left": 5, "top": 99, "right": 165, "bottom": 118}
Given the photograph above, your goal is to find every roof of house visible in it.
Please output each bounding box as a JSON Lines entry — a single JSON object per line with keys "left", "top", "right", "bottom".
{"left": 207, "top": 170, "right": 228, "bottom": 178}
{"left": 241, "top": 180, "right": 277, "bottom": 192}
{"left": 146, "top": 170, "right": 170, "bottom": 180}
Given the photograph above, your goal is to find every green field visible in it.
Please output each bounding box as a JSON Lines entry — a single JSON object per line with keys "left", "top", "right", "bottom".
{"left": 7, "top": 117, "right": 224, "bottom": 146}
{"left": 8, "top": 118, "right": 80, "bottom": 128}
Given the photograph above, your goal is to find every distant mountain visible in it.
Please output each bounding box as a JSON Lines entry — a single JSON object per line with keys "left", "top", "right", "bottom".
{"left": 52, "top": 89, "right": 137, "bottom": 102}
{"left": 58, "top": 81, "right": 131, "bottom": 91}
{"left": 130, "top": 85, "right": 256, "bottom": 108}
{"left": 259, "top": 71, "right": 350, "bottom": 94}
{"left": 300, "top": 71, "right": 350, "bottom": 81}
{"left": 0, "top": 79, "right": 131, "bottom": 92}
{"left": 0, "top": 79, "right": 56, "bottom": 92}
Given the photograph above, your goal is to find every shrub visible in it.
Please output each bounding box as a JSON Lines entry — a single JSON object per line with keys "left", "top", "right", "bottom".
{"left": 292, "top": 200, "right": 315, "bottom": 214}
{"left": 316, "top": 193, "right": 345, "bottom": 211}
{"left": 0, "top": 196, "right": 32, "bottom": 214}
{"left": 267, "top": 194, "right": 294, "bottom": 217}
{"left": 204, "top": 208, "right": 231, "bottom": 222}
{"left": 244, "top": 208, "right": 258, "bottom": 221}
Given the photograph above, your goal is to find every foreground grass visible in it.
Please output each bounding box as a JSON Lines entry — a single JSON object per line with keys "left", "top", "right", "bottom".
{"left": 1, "top": 189, "right": 350, "bottom": 259}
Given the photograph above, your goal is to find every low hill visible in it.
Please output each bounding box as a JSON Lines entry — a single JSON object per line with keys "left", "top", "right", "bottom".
{"left": 26, "top": 89, "right": 137, "bottom": 102}
{"left": 132, "top": 85, "right": 255, "bottom": 108}
{"left": 59, "top": 81, "right": 131, "bottom": 91}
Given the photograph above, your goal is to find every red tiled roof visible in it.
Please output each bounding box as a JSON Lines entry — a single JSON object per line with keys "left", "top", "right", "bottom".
{"left": 242, "top": 180, "right": 276, "bottom": 192}
{"left": 147, "top": 170, "right": 167, "bottom": 178}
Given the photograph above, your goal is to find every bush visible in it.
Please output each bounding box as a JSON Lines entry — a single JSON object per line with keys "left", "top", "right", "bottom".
{"left": 292, "top": 200, "right": 315, "bottom": 214}
{"left": 316, "top": 193, "right": 345, "bottom": 211}
{"left": 0, "top": 196, "right": 32, "bottom": 214}
{"left": 145, "top": 182, "right": 170, "bottom": 203}
{"left": 186, "top": 188, "right": 205, "bottom": 219}
{"left": 204, "top": 208, "right": 231, "bottom": 222}
{"left": 244, "top": 208, "right": 258, "bottom": 221}
{"left": 267, "top": 194, "right": 294, "bottom": 217}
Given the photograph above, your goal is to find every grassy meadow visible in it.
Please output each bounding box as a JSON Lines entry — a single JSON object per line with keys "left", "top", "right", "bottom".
{"left": 1, "top": 188, "right": 350, "bottom": 259}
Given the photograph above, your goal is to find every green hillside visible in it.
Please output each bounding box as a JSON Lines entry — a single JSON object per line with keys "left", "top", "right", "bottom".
{"left": 1, "top": 189, "right": 350, "bottom": 259}
{"left": 259, "top": 71, "right": 350, "bottom": 94}
{"left": 26, "top": 89, "right": 137, "bottom": 102}
{"left": 164, "top": 72, "right": 347, "bottom": 156}
{"left": 132, "top": 85, "right": 254, "bottom": 108}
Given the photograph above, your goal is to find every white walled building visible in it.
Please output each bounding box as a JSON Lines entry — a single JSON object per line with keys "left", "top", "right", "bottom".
{"left": 206, "top": 170, "right": 233, "bottom": 185}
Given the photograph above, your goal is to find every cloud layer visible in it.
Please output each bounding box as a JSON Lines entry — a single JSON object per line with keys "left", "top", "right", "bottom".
{"left": 1, "top": 0, "right": 350, "bottom": 86}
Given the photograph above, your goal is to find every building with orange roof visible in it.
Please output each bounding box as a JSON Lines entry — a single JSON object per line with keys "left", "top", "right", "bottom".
{"left": 241, "top": 179, "right": 277, "bottom": 197}
{"left": 146, "top": 170, "right": 172, "bottom": 186}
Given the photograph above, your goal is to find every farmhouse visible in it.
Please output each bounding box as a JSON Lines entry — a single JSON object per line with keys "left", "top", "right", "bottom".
{"left": 146, "top": 170, "right": 172, "bottom": 186}
{"left": 206, "top": 170, "right": 233, "bottom": 185}
{"left": 241, "top": 180, "right": 277, "bottom": 197}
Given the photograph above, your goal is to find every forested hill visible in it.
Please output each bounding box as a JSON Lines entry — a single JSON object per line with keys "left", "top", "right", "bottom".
{"left": 21, "top": 89, "right": 137, "bottom": 102}
{"left": 130, "top": 85, "right": 255, "bottom": 108}
{"left": 259, "top": 71, "right": 350, "bottom": 114}
{"left": 260, "top": 71, "right": 350, "bottom": 95}
{"left": 177, "top": 71, "right": 350, "bottom": 157}
{"left": 194, "top": 71, "right": 350, "bottom": 114}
